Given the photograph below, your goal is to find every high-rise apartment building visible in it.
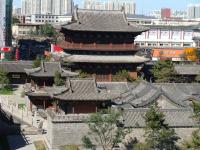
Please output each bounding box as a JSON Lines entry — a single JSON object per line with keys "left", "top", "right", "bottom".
{"left": 187, "top": 3, "right": 200, "bottom": 19}
{"left": 32, "top": 0, "right": 42, "bottom": 14}
{"left": 0, "top": 0, "right": 12, "bottom": 47}
{"left": 21, "top": 0, "right": 31, "bottom": 15}
{"left": 83, "top": 0, "right": 136, "bottom": 15}
{"left": 21, "top": 0, "right": 73, "bottom": 15}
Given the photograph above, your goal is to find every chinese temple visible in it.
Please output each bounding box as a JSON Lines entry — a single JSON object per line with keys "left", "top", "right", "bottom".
{"left": 26, "top": 78, "right": 113, "bottom": 113}
{"left": 25, "top": 61, "right": 78, "bottom": 86}
{"left": 58, "top": 8, "right": 149, "bottom": 82}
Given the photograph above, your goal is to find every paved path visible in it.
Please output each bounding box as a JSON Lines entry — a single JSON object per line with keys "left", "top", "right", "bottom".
{"left": 7, "top": 134, "right": 43, "bottom": 150}
{"left": 0, "top": 84, "right": 47, "bottom": 129}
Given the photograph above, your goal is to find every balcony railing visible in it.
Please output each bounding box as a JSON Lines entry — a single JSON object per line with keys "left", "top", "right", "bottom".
{"left": 59, "top": 41, "right": 139, "bottom": 51}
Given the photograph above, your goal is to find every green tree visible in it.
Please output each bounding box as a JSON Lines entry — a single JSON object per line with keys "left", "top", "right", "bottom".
{"left": 150, "top": 60, "right": 177, "bottom": 83}
{"left": 144, "top": 105, "right": 179, "bottom": 150}
{"left": 54, "top": 71, "right": 64, "bottom": 86}
{"left": 112, "top": 70, "right": 135, "bottom": 82}
{"left": 182, "top": 130, "right": 200, "bottom": 150}
{"left": 82, "top": 110, "right": 129, "bottom": 150}
{"left": 33, "top": 58, "right": 41, "bottom": 68}
{"left": 40, "top": 23, "right": 57, "bottom": 38}
{"left": 82, "top": 136, "right": 96, "bottom": 150}
{"left": 0, "top": 67, "right": 9, "bottom": 88}
{"left": 77, "top": 70, "right": 87, "bottom": 78}
{"left": 192, "top": 101, "right": 200, "bottom": 125}
{"left": 182, "top": 101, "right": 200, "bottom": 149}
{"left": 195, "top": 73, "right": 200, "bottom": 83}
{"left": 12, "top": 17, "right": 20, "bottom": 24}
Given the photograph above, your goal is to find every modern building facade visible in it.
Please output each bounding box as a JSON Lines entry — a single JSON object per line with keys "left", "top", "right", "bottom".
{"left": 25, "top": 14, "right": 72, "bottom": 24}
{"left": 21, "top": 0, "right": 73, "bottom": 15}
{"left": 83, "top": 0, "right": 136, "bottom": 15}
{"left": 161, "top": 8, "right": 171, "bottom": 19}
{"left": 150, "top": 9, "right": 187, "bottom": 19}
{"left": 12, "top": 24, "right": 42, "bottom": 38}
{"left": 135, "top": 25, "right": 200, "bottom": 48}
{"left": 187, "top": 3, "right": 200, "bottom": 19}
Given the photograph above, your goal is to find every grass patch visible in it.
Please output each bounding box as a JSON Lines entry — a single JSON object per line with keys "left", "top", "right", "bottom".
{"left": 0, "top": 87, "right": 13, "bottom": 95}
{"left": 34, "top": 140, "right": 46, "bottom": 150}
{"left": 0, "top": 135, "right": 10, "bottom": 150}
{"left": 60, "top": 144, "right": 79, "bottom": 150}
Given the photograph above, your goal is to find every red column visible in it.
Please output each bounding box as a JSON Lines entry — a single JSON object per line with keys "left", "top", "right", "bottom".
{"left": 15, "top": 48, "right": 19, "bottom": 61}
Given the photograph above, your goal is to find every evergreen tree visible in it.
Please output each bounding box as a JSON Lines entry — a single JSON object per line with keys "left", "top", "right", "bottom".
{"left": 0, "top": 67, "right": 9, "bottom": 88}
{"left": 181, "top": 101, "right": 200, "bottom": 149}
{"left": 112, "top": 69, "right": 135, "bottom": 82}
{"left": 54, "top": 71, "right": 64, "bottom": 86}
{"left": 182, "top": 130, "right": 200, "bottom": 150}
{"left": 40, "top": 23, "right": 58, "bottom": 38}
{"left": 144, "top": 105, "right": 179, "bottom": 150}
{"left": 150, "top": 60, "right": 177, "bottom": 83}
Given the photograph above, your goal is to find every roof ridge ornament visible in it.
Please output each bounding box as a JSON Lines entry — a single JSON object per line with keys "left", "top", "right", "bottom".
{"left": 67, "top": 78, "right": 73, "bottom": 93}
{"left": 92, "top": 76, "right": 98, "bottom": 93}
{"left": 74, "top": 6, "right": 80, "bottom": 23}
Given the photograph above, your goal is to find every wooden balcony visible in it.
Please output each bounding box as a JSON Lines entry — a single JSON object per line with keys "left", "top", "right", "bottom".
{"left": 59, "top": 41, "right": 139, "bottom": 51}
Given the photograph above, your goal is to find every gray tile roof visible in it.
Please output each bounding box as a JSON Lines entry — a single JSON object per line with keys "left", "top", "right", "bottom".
{"left": 114, "top": 81, "right": 162, "bottom": 107}
{"left": 25, "top": 61, "right": 78, "bottom": 77}
{"left": 174, "top": 64, "right": 200, "bottom": 75}
{"left": 123, "top": 108, "right": 196, "bottom": 128}
{"left": 61, "top": 8, "right": 148, "bottom": 33}
{"left": 159, "top": 84, "right": 196, "bottom": 107}
{"left": 97, "top": 82, "right": 130, "bottom": 98}
{"left": 0, "top": 61, "right": 33, "bottom": 73}
{"left": 54, "top": 78, "right": 112, "bottom": 101}
{"left": 63, "top": 55, "right": 149, "bottom": 63}
{"left": 114, "top": 81, "right": 200, "bottom": 108}
{"left": 27, "top": 79, "right": 125, "bottom": 101}
{"left": 27, "top": 79, "right": 200, "bottom": 105}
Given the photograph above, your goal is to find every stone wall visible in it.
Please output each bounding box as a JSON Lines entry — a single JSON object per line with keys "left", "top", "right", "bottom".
{"left": 44, "top": 109, "right": 198, "bottom": 150}
{"left": 45, "top": 109, "right": 90, "bottom": 150}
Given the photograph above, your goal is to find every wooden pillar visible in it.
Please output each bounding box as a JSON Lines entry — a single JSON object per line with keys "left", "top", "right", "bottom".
{"left": 72, "top": 105, "right": 75, "bottom": 114}
{"left": 54, "top": 100, "right": 58, "bottom": 112}
{"left": 109, "top": 72, "right": 112, "bottom": 82}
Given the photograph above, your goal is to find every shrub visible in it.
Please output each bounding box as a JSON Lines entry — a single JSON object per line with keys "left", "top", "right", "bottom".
{"left": 33, "top": 58, "right": 41, "bottom": 68}
{"left": 113, "top": 70, "right": 135, "bottom": 82}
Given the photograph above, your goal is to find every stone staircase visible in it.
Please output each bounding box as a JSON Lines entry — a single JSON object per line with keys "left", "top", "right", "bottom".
{"left": 0, "top": 94, "right": 47, "bottom": 135}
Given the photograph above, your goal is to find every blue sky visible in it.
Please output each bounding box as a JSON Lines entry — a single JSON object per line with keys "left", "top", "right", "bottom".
{"left": 13, "top": 0, "right": 200, "bottom": 14}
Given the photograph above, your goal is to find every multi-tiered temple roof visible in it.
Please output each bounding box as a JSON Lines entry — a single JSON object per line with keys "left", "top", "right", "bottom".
{"left": 55, "top": 9, "right": 149, "bottom": 82}
{"left": 60, "top": 9, "right": 147, "bottom": 33}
